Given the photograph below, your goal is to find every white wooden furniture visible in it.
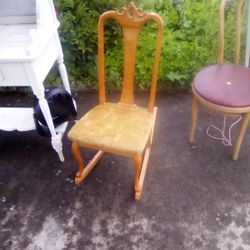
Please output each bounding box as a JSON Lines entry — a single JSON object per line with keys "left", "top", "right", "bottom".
{"left": 0, "top": 0, "right": 72, "bottom": 161}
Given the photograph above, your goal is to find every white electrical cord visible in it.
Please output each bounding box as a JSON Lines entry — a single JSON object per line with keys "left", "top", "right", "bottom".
{"left": 206, "top": 115, "right": 242, "bottom": 147}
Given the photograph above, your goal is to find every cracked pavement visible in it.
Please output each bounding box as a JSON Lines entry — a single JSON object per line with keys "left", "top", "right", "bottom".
{"left": 0, "top": 91, "right": 250, "bottom": 250}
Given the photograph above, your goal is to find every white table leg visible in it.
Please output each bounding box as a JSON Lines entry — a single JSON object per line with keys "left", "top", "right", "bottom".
{"left": 26, "top": 64, "right": 65, "bottom": 162}
{"left": 55, "top": 34, "right": 71, "bottom": 94}
{"left": 38, "top": 97, "right": 64, "bottom": 161}
{"left": 51, "top": 136, "right": 64, "bottom": 161}
{"left": 55, "top": 34, "right": 77, "bottom": 111}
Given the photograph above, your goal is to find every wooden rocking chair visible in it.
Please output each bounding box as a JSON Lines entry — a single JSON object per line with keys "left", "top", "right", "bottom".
{"left": 189, "top": 0, "right": 249, "bottom": 160}
{"left": 68, "top": 3, "right": 163, "bottom": 200}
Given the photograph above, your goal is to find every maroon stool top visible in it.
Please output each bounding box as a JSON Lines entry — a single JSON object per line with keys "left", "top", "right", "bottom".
{"left": 193, "top": 64, "right": 250, "bottom": 108}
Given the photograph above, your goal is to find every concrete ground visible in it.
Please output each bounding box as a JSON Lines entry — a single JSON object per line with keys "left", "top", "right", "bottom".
{"left": 0, "top": 90, "right": 250, "bottom": 250}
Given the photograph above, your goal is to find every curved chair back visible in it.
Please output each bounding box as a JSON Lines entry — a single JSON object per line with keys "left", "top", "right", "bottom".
{"left": 218, "top": 0, "right": 246, "bottom": 64}
{"left": 98, "top": 2, "right": 164, "bottom": 112}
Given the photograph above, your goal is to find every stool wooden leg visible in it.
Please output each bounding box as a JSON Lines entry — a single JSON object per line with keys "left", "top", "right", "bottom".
{"left": 189, "top": 97, "right": 199, "bottom": 143}
{"left": 134, "top": 154, "right": 142, "bottom": 200}
{"left": 232, "top": 113, "right": 250, "bottom": 160}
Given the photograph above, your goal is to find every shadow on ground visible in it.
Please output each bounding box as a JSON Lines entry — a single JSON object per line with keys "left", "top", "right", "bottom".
{"left": 0, "top": 91, "right": 250, "bottom": 250}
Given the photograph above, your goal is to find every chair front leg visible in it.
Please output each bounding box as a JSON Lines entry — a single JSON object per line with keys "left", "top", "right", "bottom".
{"left": 232, "top": 113, "right": 250, "bottom": 160}
{"left": 71, "top": 142, "right": 85, "bottom": 181}
{"left": 189, "top": 97, "right": 200, "bottom": 143}
{"left": 134, "top": 154, "right": 142, "bottom": 200}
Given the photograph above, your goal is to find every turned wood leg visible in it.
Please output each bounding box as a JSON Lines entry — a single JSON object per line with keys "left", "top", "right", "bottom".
{"left": 232, "top": 113, "right": 250, "bottom": 160}
{"left": 51, "top": 137, "right": 64, "bottom": 162}
{"left": 189, "top": 97, "right": 199, "bottom": 143}
{"left": 71, "top": 142, "right": 85, "bottom": 183}
{"left": 134, "top": 154, "right": 142, "bottom": 200}
{"left": 55, "top": 33, "right": 71, "bottom": 94}
{"left": 57, "top": 58, "right": 71, "bottom": 94}
{"left": 38, "top": 96, "right": 64, "bottom": 161}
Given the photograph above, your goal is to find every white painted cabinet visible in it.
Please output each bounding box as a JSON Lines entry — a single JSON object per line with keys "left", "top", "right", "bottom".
{"left": 0, "top": 0, "right": 72, "bottom": 161}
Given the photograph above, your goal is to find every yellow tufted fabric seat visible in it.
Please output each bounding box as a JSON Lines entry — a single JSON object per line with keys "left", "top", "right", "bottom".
{"left": 68, "top": 103, "right": 153, "bottom": 155}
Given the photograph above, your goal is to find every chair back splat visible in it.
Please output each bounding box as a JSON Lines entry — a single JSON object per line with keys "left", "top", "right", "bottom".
{"left": 98, "top": 2, "right": 163, "bottom": 111}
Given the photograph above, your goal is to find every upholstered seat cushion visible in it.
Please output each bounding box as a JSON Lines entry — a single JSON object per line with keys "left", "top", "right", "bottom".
{"left": 193, "top": 64, "right": 250, "bottom": 107}
{"left": 68, "top": 102, "right": 154, "bottom": 155}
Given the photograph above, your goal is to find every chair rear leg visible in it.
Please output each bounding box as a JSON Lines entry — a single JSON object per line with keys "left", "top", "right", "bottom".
{"left": 189, "top": 97, "right": 199, "bottom": 143}
{"left": 232, "top": 113, "right": 250, "bottom": 160}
